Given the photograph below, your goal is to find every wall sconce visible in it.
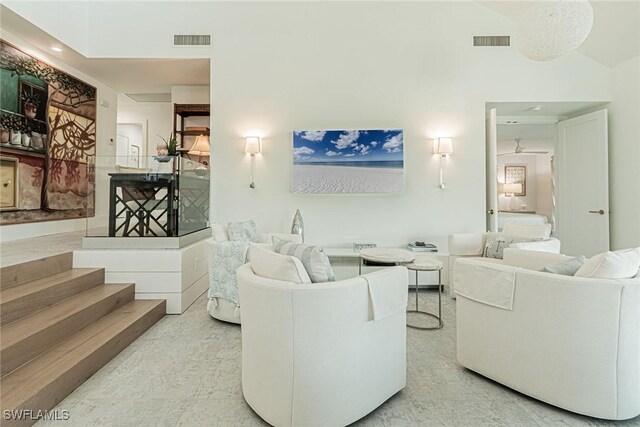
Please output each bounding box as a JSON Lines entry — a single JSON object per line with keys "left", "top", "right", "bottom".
{"left": 502, "top": 183, "right": 522, "bottom": 211}
{"left": 245, "top": 136, "right": 262, "bottom": 188}
{"left": 433, "top": 137, "right": 453, "bottom": 189}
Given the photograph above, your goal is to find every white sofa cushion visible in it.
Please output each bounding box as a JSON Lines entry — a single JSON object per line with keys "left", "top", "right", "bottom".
{"left": 212, "top": 224, "right": 229, "bottom": 241}
{"left": 503, "top": 249, "right": 572, "bottom": 270}
{"left": 575, "top": 248, "right": 640, "bottom": 279}
{"left": 247, "top": 245, "right": 311, "bottom": 284}
{"left": 509, "top": 238, "right": 561, "bottom": 253}
{"left": 273, "top": 238, "right": 335, "bottom": 283}
{"left": 502, "top": 223, "right": 552, "bottom": 239}
{"left": 228, "top": 220, "right": 258, "bottom": 242}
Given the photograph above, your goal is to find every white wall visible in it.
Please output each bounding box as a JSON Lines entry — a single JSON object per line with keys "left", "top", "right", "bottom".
{"left": 0, "top": 29, "right": 117, "bottom": 242}
{"left": 609, "top": 56, "right": 640, "bottom": 250}
{"left": 5, "top": 1, "right": 614, "bottom": 249}
{"left": 535, "top": 153, "right": 554, "bottom": 222}
{"left": 116, "top": 123, "right": 144, "bottom": 167}
{"left": 116, "top": 99, "right": 172, "bottom": 168}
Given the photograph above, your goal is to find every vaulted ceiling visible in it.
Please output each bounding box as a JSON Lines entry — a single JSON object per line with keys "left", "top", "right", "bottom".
{"left": 479, "top": 0, "right": 640, "bottom": 67}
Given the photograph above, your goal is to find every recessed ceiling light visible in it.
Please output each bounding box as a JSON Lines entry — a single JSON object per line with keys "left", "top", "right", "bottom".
{"left": 51, "top": 47, "right": 62, "bottom": 52}
{"left": 529, "top": 105, "right": 543, "bottom": 111}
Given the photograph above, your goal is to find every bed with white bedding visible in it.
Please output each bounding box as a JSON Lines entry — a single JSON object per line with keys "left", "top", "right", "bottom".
{"left": 498, "top": 212, "right": 548, "bottom": 232}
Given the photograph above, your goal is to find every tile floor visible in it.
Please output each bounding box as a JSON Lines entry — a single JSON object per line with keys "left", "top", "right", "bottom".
{"left": 37, "top": 290, "right": 640, "bottom": 427}
{"left": 2, "top": 232, "right": 637, "bottom": 426}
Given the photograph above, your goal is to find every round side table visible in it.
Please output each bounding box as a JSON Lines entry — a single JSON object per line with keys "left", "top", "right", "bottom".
{"left": 358, "top": 248, "right": 415, "bottom": 275}
{"left": 404, "top": 258, "right": 443, "bottom": 330}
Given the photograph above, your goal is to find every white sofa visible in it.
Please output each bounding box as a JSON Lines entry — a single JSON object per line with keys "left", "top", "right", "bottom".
{"left": 455, "top": 249, "right": 640, "bottom": 420}
{"left": 448, "top": 223, "right": 561, "bottom": 295}
{"left": 207, "top": 223, "right": 302, "bottom": 324}
{"left": 238, "top": 263, "right": 408, "bottom": 427}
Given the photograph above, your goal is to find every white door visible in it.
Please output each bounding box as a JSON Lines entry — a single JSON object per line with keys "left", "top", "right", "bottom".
{"left": 486, "top": 108, "right": 498, "bottom": 232}
{"left": 556, "top": 109, "right": 609, "bottom": 256}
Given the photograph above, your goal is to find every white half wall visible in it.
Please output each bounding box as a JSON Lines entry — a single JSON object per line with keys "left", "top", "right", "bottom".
{"left": 0, "top": 29, "right": 117, "bottom": 242}
{"left": 4, "top": 1, "right": 614, "bottom": 249}
{"left": 609, "top": 56, "right": 640, "bottom": 250}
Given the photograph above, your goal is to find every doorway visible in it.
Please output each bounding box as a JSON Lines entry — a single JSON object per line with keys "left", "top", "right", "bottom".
{"left": 116, "top": 123, "right": 145, "bottom": 168}
{"left": 486, "top": 102, "right": 609, "bottom": 256}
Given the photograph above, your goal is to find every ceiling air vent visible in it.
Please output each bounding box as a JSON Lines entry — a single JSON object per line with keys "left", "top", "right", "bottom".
{"left": 173, "top": 34, "right": 211, "bottom": 47}
{"left": 473, "top": 36, "right": 510, "bottom": 47}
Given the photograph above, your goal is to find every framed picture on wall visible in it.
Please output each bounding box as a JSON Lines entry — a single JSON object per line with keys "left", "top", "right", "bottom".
{"left": 129, "top": 144, "right": 140, "bottom": 167}
{"left": 505, "top": 165, "right": 526, "bottom": 196}
{"left": 292, "top": 129, "right": 404, "bottom": 194}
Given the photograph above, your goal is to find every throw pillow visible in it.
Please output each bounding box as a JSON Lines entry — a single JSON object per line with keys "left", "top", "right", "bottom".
{"left": 502, "top": 223, "right": 552, "bottom": 240}
{"left": 247, "top": 245, "right": 311, "bottom": 284}
{"left": 227, "top": 220, "right": 258, "bottom": 242}
{"left": 212, "top": 224, "right": 230, "bottom": 241}
{"left": 574, "top": 247, "right": 640, "bottom": 279}
{"left": 273, "top": 238, "right": 335, "bottom": 283}
{"left": 541, "top": 256, "right": 587, "bottom": 276}
{"left": 483, "top": 233, "right": 542, "bottom": 259}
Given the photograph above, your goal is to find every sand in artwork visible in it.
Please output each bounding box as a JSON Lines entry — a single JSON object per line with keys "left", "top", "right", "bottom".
{"left": 293, "top": 164, "right": 403, "bottom": 193}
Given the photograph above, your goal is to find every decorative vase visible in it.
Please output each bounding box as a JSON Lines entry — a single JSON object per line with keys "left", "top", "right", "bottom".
{"left": 10, "top": 130, "right": 21, "bottom": 145}
{"left": 21, "top": 133, "right": 31, "bottom": 147}
{"left": 31, "top": 133, "right": 44, "bottom": 150}
{"left": 291, "top": 209, "right": 304, "bottom": 243}
{"left": 1, "top": 129, "right": 9, "bottom": 144}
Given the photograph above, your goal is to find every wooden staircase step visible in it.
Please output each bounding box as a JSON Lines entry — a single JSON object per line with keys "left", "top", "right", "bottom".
{"left": 0, "top": 299, "right": 165, "bottom": 427}
{"left": 1, "top": 283, "right": 135, "bottom": 377}
{"left": 0, "top": 268, "right": 104, "bottom": 326}
{"left": 0, "top": 253, "right": 73, "bottom": 291}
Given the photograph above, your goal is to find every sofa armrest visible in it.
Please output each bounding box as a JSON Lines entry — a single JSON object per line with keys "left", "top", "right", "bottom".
{"left": 448, "top": 233, "right": 486, "bottom": 256}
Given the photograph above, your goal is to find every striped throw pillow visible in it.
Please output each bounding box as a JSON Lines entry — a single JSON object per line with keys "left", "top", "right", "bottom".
{"left": 272, "top": 238, "right": 335, "bottom": 283}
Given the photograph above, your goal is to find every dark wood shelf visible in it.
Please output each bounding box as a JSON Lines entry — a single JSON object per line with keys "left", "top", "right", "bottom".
{"left": 175, "top": 130, "right": 210, "bottom": 136}
{"left": 173, "top": 103, "right": 210, "bottom": 165}
{"left": 0, "top": 144, "right": 46, "bottom": 157}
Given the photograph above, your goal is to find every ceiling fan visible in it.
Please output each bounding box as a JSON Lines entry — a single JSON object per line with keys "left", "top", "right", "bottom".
{"left": 498, "top": 138, "right": 550, "bottom": 156}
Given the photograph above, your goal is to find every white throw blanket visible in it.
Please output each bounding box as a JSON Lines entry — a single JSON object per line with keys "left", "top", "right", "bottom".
{"left": 363, "top": 269, "right": 407, "bottom": 321}
{"left": 454, "top": 259, "right": 519, "bottom": 310}
{"left": 208, "top": 241, "right": 251, "bottom": 305}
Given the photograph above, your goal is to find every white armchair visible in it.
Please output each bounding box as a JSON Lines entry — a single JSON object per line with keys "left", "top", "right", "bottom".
{"left": 448, "top": 223, "right": 561, "bottom": 296}
{"left": 455, "top": 249, "right": 640, "bottom": 420}
{"left": 238, "top": 263, "right": 408, "bottom": 426}
{"left": 207, "top": 223, "right": 302, "bottom": 324}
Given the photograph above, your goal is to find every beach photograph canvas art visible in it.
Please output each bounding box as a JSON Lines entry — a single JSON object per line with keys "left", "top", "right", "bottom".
{"left": 293, "top": 129, "right": 404, "bottom": 193}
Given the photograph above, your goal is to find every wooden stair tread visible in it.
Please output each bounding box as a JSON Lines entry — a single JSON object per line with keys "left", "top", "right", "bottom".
{"left": 1, "top": 299, "right": 165, "bottom": 411}
{"left": 1, "top": 283, "right": 134, "bottom": 351}
{"left": 0, "top": 269, "right": 103, "bottom": 303}
{"left": 0, "top": 253, "right": 72, "bottom": 291}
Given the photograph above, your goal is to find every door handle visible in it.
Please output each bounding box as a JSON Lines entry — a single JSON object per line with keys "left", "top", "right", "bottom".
{"left": 487, "top": 209, "right": 495, "bottom": 215}
{"left": 588, "top": 209, "right": 605, "bottom": 215}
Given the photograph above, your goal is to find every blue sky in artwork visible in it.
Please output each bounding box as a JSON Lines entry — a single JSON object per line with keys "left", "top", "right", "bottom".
{"left": 293, "top": 130, "right": 403, "bottom": 163}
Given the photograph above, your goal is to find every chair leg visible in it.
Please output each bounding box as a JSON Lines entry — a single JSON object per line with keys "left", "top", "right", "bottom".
{"left": 124, "top": 211, "right": 132, "bottom": 236}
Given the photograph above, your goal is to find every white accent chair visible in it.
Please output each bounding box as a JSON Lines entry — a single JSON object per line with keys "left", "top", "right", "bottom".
{"left": 207, "top": 223, "right": 302, "bottom": 324}
{"left": 448, "top": 223, "right": 561, "bottom": 296}
{"left": 237, "top": 263, "right": 408, "bottom": 426}
{"left": 455, "top": 249, "right": 640, "bottom": 420}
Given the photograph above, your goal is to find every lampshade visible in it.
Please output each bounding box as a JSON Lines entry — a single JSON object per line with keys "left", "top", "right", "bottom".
{"left": 503, "top": 183, "right": 522, "bottom": 194}
{"left": 434, "top": 137, "right": 453, "bottom": 155}
{"left": 517, "top": 0, "right": 593, "bottom": 62}
{"left": 188, "top": 135, "right": 210, "bottom": 156}
{"left": 245, "top": 136, "right": 262, "bottom": 155}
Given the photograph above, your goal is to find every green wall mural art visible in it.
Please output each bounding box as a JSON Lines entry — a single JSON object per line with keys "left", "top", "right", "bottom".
{"left": 0, "top": 40, "right": 97, "bottom": 224}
